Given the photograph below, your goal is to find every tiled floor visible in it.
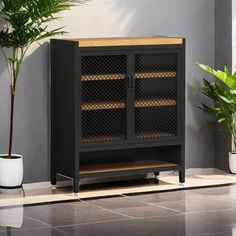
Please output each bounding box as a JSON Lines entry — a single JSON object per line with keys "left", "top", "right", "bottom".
{"left": 1, "top": 185, "right": 236, "bottom": 235}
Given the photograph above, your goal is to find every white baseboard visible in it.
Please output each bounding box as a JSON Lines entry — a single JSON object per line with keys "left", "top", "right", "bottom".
{"left": 22, "top": 168, "right": 226, "bottom": 190}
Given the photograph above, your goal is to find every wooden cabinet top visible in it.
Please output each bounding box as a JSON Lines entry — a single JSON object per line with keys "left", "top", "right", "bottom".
{"left": 65, "top": 36, "right": 183, "bottom": 47}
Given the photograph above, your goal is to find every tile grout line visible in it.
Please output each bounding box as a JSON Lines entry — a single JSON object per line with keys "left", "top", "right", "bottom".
{"left": 80, "top": 199, "right": 135, "bottom": 219}
{"left": 24, "top": 215, "right": 52, "bottom": 228}
{"left": 121, "top": 194, "right": 183, "bottom": 214}
{"left": 26, "top": 208, "right": 132, "bottom": 230}
{"left": 54, "top": 218, "right": 131, "bottom": 228}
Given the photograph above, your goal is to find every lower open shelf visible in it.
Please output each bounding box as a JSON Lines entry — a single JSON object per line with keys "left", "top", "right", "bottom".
{"left": 80, "top": 159, "right": 178, "bottom": 175}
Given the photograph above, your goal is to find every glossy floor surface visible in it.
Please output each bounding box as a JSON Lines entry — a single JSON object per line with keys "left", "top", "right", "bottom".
{"left": 1, "top": 185, "right": 236, "bottom": 235}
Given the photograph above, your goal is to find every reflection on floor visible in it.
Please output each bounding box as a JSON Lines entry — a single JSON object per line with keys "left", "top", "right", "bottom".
{"left": 1, "top": 170, "right": 236, "bottom": 207}
{"left": 1, "top": 185, "right": 236, "bottom": 235}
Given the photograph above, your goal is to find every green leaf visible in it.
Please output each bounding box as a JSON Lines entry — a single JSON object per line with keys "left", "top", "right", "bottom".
{"left": 195, "top": 62, "right": 236, "bottom": 89}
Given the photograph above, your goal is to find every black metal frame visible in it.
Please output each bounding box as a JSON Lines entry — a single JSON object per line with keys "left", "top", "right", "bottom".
{"left": 51, "top": 38, "right": 186, "bottom": 193}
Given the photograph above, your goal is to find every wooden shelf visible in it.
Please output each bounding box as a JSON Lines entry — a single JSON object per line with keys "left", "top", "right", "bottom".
{"left": 82, "top": 101, "right": 126, "bottom": 111}
{"left": 81, "top": 71, "right": 176, "bottom": 81}
{"left": 135, "top": 71, "right": 176, "bottom": 79}
{"left": 82, "top": 99, "right": 176, "bottom": 111}
{"left": 135, "top": 99, "right": 176, "bottom": 108}
{"left": 82, "top": 135, "right": 125, "bottom": 143}
{"left": 80, "top": 159, "right": 177, "bottom": 174}
{"left": 136, "top": 131, "right": 174, "bottom": 139}
{"left": 82, "top": 73, "right": 125, "bottom": 81}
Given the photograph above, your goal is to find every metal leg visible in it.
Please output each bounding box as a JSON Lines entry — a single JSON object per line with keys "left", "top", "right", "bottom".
{"left": 179, "top": 170, "right": 185, "bottom": 187}
{"left": 73, "top": 176, "right": 80, "bottom": 194}
{"left": 154, "top": 171, "right": 160, "bottom": 182}
{"left": 74, "top": 150, "right": 80, "bottom": 194}
{"left": 51, "top": 172, "right": 57, "bottom": 189}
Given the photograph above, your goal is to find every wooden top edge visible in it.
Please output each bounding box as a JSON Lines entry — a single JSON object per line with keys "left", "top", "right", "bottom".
{"left": 65, "top": 36, "right": 183, "bottom": 47}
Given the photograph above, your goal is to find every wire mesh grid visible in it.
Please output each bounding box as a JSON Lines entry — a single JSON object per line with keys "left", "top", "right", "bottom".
{"left": 81, "top": 55, "right": 127, "bottom": 143}
{"left": 135, "top": 53, "right": 178, "bottom": 139}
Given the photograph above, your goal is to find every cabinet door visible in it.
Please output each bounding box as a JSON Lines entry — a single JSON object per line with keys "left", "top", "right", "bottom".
{"left": 134, "top": 50, "right": 180, "bottom": 141}
{"left": 80, "top": 53, "right": 128, "bottom": 145}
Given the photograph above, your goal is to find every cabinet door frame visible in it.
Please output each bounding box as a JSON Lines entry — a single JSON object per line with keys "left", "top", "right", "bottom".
{"left": 128, "top": 48, "right": 184, "bottom": 144}
{"left": 77, "top": 44, "right": 185, "bottom": 150}
{"left": 78, "top": 50, "right": 130, "bottom": 148}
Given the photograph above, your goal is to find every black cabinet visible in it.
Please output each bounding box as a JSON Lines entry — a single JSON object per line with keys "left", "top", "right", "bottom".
{"left": 51, "top": 37, "right": 185, "bottom": 193}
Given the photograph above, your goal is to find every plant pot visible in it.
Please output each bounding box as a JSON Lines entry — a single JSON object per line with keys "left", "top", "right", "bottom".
{"left": 0, "top": 154, "right": 23, "bottom": 188}
{"left": 229, "top": 152, "right": 236, "bottom": 174}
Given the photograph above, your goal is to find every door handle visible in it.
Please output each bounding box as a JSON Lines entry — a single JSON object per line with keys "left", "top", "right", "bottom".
{"left": 127, "top": 74, "right": 135, "bottom": 88}
{"left": 127, "top": 74, "right": 132, "bottom": 88}
{"left": 131, "top": 74, "right": 135, "bottom": 88}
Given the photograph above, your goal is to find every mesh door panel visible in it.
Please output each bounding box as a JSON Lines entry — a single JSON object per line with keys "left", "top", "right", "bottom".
{"left": 135, "top": 53, "right": 178, "bottom": 139}
{"left": 81, "top": 55, "right": 127, "bottom": 143}
{"left": 135, "top": 107, "right": 177, "bottom": 139}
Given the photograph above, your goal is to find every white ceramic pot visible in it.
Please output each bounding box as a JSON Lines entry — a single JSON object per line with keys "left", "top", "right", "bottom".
{"left": 0, "top": 154, "right": 23, "bottom": 188}
{"left": 229, "top": 152, "right": 236, "bottom": 174}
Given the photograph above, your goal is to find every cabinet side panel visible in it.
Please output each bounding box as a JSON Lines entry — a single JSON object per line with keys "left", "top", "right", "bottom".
{"left": 51, "top": 40, "right": 77, "bottom": 178}
{"left": 180, "top": 40, "right": 186, "bottom": 171}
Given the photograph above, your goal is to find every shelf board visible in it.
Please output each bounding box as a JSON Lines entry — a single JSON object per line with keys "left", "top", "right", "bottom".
{"left": 82, "top": 99, "right": 176, "bottom": 111}
{"left": 82, "top": 101, "right": 126, "bottom": 111}
{"left": 68, "top": 36, "right": 183, "bottom": 47}
{"left": 82, "top": 73, "right": 125, "bottom": 81}
{"left": 136, "top": 131, "right": 174, "bottom": 139}
{"left": 135, "top": 99, "right": 176, "bottom": 107}
{"left": 82, "top": 135, "right": 125, "bottom": 143}
{"left": 80, "top": 159, "right": 177, "bottom": 175}
{"left": 81, "top": 71, "right": 176, "bottom": 81}
{"left": 135, "top": 71, "right": 176, "bottom": 79}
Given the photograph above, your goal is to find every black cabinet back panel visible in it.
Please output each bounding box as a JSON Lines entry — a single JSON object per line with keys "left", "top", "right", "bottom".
{"left": 82, "top": 109, "right": 127, "bottom": 142}
{"left": 135, "top": 106, "right": 177, "bottom": 137}
{"left": 135, "top": 78, "right": 177, "bottom": 99}
{"left": 82, "top": 55, "right": 127, "bottom": 75}
{"left": 135, "top": 53, "right": 177, "bottom": 72}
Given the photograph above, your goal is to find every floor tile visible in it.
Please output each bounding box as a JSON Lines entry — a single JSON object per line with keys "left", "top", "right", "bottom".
{"left": 56, "top": 215, "right": 185, "bottom": 236}
{"left": 153, "top": 195, "right": 234, "bottom": 213}
{"left": 85, "top": 196, "right": 144, "bottom": 209}
{"left": 24, "top": 201, "right": 129, "bottom": 227}
{"left": 85, "top": 196, "right": 180, "bottom": 217}
{"left": 128, "top": 189, "right": 187, "bottom": 203}
{"left": 56, "top": 210, "right": 236, "bottom": 236}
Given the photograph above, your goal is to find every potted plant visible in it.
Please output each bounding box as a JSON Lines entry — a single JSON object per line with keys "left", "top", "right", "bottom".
{"left": 196, "top": 63, "right": 236, "bottom": 173}
{"left": 0, "top": 0, "right": 77, "bottom": 188}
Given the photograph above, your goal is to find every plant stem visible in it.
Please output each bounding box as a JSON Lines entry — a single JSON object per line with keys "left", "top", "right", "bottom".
{"left": 8, "top": 87, "right": 15, "bottom": 159}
